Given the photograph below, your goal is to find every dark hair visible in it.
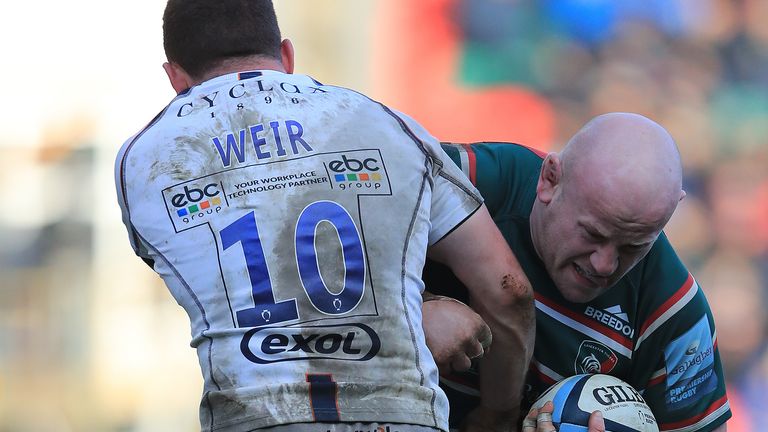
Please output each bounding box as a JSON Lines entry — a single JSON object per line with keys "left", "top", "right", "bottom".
{"left": 163, "top": 0, "right": 282, "bottom": 79}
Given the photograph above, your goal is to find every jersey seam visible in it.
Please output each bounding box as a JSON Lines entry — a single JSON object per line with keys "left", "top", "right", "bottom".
{"left": 400, "top": 169, "right": 439, "bottom": 429}
{"left": 133, "top": 229, "right": 220, "bottom": 428}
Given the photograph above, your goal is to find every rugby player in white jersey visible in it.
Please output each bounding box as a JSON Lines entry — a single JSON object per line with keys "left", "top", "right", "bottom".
{"left": 115, "top": 1, "right": 536, "bottom": 431}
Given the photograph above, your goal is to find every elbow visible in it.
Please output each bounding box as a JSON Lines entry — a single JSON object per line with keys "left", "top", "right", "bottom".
{"left": 497, "top": 273, "right": 534, "bottom": 312}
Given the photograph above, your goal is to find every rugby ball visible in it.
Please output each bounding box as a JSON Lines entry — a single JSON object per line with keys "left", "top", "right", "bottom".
{"left": 532, "top": 374, "right": 659, "bottom": 432}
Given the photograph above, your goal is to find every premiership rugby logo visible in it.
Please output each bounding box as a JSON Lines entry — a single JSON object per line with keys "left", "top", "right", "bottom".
{"left": 575, "top": 340, "right": 618, "bottom": 374}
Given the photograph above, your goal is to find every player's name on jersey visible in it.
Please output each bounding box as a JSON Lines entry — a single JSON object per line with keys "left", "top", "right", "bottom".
{"left": 212, "top": 119, "right": 313, "bottom": 168}
{"left": 175, "top": 79, "right": 328, "bottom": 118}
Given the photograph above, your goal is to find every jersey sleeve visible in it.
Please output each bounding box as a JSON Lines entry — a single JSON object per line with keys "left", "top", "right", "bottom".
{"left": 393, "top": 112, "right": 483, "bottom": 245}
{"left": 631, "top": 234, "right": 731, "bottom": 431}
{"left": 440, "top": 142, "right": 542, "bottom": 219}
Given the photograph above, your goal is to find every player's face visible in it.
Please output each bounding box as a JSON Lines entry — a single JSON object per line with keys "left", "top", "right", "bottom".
{"left": 535, "top": 181, "right": 661, "bottom": 303}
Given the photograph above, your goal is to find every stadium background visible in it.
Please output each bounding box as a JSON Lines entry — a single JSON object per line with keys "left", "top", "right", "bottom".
{"left": 1, "top": 0, "right": 766, "bottom": 430}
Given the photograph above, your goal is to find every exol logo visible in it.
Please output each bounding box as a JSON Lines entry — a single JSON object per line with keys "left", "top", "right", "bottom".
{"left": 170, "top": 182, "right": 225, "bottom": 223}
{"left": 575, "top": 340, "right": 618, "bottom": 374}
{"left": 327, "top": 154, "right": 383, "bottom": 190}
{"left": 240, "top": 323, "right": 381, "bottom": 364}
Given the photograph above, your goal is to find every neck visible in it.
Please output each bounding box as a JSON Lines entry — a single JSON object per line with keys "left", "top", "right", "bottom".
{"left": 529, "top": 200, "right": 544, "bottom": 262}
{"left": 194, "top": 56, "right": 286, "bottom": 85}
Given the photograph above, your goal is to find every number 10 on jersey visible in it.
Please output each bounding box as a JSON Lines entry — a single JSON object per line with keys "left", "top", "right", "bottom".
{"left": 220, "top": 200, "right": 366, "bottom": 328}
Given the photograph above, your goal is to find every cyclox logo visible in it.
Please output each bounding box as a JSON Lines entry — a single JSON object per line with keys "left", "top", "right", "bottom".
{"left": 240, "top": 323, "right": 381, "bottom": 364}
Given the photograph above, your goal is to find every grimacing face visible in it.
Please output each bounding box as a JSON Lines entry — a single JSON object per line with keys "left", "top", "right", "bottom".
{"left": 536, "top": 182, "right": 662, "bottom": 303}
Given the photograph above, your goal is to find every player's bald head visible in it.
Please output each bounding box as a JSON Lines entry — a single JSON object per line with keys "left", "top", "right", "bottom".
{"left": 530, "top": 113, "right": 685, "bottom": 302}
{"left": 559, "top": 112, "right": 684, "bottom": 228}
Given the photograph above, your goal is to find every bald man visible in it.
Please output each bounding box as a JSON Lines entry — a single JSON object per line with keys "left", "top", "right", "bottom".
{"left": 423, "top": 113, "right": 731, "bottom": 431}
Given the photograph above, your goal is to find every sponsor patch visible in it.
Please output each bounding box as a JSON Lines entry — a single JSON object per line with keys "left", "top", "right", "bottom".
{"left": 240, "top": 323, "right": 381, "bottom": 364}
{"left": 663, "top": 315, "right": 717, "bottom": 410}
{"left": 163, "top": 180, "right": 229, "bottom": 230}
{"left": 574, "top": 340, "right": 618, "bottom": 374}
{"left": 584, "top": 305, "right": 635, "bottom": 338}
{"left": 325, "top": 150, "right": 390, "bottom": 192}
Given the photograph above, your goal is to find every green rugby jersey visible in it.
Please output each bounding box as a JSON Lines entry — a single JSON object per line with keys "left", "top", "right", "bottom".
{"left": 423, "top": 142, "right": 731, "bottom": 432}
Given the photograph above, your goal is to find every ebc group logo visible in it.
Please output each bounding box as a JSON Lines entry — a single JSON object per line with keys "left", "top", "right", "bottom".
{"left": 163, "top": 180, "right": 228, "bottom": 230}
{"left": 325, "top": 151, "right": 388, "bottom": 192}
{"left": 172, "top": 183, "right": 222, "bottom": 217}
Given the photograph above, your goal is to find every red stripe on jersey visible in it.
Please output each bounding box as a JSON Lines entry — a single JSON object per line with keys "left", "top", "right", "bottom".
{"left": 658, "top": 395, "right": 729, "bottom": 430}
{"left": 639, "top": 273, "right": 694, "bottom": 337}
{"left": 461, "top": 144, "right": 477, "bottom": 185}
{"left": 647, "top": 373, "right": 666, "bottom": 388}
{"left": 535, "top": 292, "right": 633, "bottom": 350}
{"left": 441, "top": 372, "right": 479, "bottom": 389}
{"left": 529, "top": 361, "right": 558, "bottom": 386}
{"left": 518, "top": 142, "right": 548, "bottom": 159}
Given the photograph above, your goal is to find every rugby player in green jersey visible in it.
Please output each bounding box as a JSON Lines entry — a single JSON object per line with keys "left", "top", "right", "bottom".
{"left": 422, "top": 113, "right": 731, "bottom": 432}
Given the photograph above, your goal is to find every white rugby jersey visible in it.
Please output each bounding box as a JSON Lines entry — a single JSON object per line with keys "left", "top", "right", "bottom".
{"left": 115, "top": 70, "right": 482, "bottom": 431}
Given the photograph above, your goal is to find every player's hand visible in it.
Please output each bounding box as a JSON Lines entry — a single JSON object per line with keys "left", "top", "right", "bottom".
{"left": 523, "top": 401, "right": 605, "bottom": 432}
{"left": 421, "top": 292, "right": 492, "bottom": 374}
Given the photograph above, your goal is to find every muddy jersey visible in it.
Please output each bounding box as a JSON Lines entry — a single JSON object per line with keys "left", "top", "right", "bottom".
{"left": 115, "top": 70, "right": 482, "bottom": 432}
{"left": 423, "top": 142, "right": 731, "bottom": 432}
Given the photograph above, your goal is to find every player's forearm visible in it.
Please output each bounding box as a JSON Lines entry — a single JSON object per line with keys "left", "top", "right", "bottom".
{"left": 471, "top": 265, "right": 535, "bottom": 421}
{"left": 427, "top": 205, "right": 535, "bottom": 425}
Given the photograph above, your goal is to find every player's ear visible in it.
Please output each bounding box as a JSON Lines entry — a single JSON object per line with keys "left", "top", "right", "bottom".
{"left": 536, "top": 153, "right": 562, "bottom": 204}
{"left": 163, "top": 61, "right": 194, "bottom": 94}
{"left": 280, "top": 39, "right": 295, "bottom": 74}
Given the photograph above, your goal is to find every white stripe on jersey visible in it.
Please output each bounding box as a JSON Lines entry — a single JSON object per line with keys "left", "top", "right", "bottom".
{"left": 536, "top": 299, "right": 633, "bottom": 358}
{"left": 439, "top": 377, "right": 479, "bottom": 397}
{"left": 456, "top": 146, "right": 471, "bottom": 180}
{"left": 662, "top": 399, "right": 730, "bottom": 432}
{"left": 531, "top": 358, "right": 564, "bottom": 383}
{"left": 635, "top": 279, "right": 699, "bottom": 350}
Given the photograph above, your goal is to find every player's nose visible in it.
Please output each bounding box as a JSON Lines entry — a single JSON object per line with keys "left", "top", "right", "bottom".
{"left": 590, "top": 245, "right": 619, "bottom": 278}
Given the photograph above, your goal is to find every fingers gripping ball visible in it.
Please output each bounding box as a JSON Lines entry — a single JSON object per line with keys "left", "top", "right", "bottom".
{"left": 531, "top": 374, "right": 659, "bottom": 432}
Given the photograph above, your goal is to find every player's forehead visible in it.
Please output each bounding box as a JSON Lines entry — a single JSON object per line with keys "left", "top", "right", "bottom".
{"left": 576, "top": 209, "right": 662, "bottom": 246}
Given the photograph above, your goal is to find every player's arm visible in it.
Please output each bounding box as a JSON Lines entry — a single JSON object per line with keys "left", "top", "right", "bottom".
{"left": 428, "top": 204, "right": 535, "bottom": 431}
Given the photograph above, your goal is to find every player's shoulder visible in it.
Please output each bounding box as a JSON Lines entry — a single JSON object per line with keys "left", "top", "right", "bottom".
{"left": 628, "top": 232, "right": 716, "bottom": 345}
{"left": 441, "top": 141, "right": 546, "bottom": 162}
{"left": 628, "top": 232, "right": 689, "bottom": 294}
{"left": 442, "top": 142, "right": 545, "bottom": 182}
